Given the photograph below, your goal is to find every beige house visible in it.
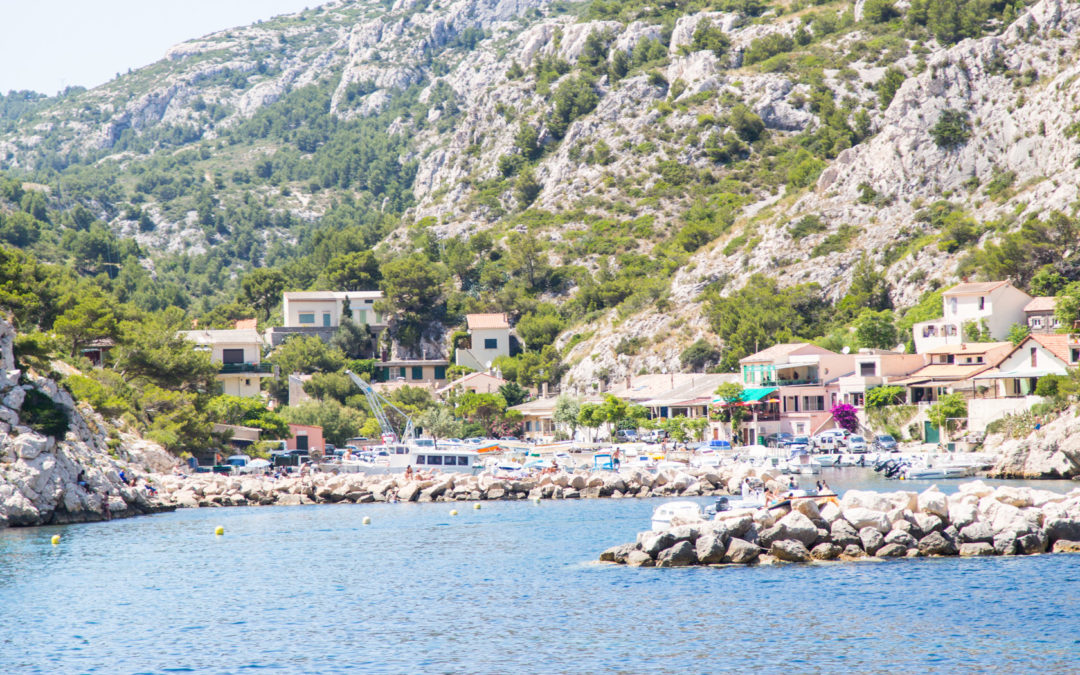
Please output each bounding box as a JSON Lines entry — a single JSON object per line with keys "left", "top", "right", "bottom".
{"left": 836, "top": 349, "right": 928, "bottom": 408}
{"left": 268, "top": 290, "right": 387, "bottom": 347}
{"left": 455, "top": 313, "right": 513, "bottom": 371}
{"left": 889, "top": 342, "right": 1013, "bottom": 404}
{"left": 913, "top": 281, "right": 1031, "bottom": 353}
{"left": 373, "top": 359, "right": 449, "bottom": 388}
{"left": 180, "top": 328, "right": 272, "bottom": 397}
{"left": 1023, "top": 296, "right": 1060, "bottom": 334}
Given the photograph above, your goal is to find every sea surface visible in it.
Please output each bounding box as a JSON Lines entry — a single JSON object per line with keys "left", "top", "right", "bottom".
{"left": 1, "top": 470, "right": 1078, "bottom": 674}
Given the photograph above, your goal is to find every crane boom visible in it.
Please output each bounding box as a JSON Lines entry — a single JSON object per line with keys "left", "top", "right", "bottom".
{"left": 345, "top": 370, "right": 415, "bottom": 442}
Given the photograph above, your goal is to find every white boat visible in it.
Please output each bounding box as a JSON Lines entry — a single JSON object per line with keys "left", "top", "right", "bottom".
{"left": 902, "top": 464, "right": 974, "bottom": 480}
{"left": 344, "top": 439, "right": 481, "bottom": 474}
{"left": 690, "top": 448, "right": 723, "bottom": 469}
{"left": 651, "top": 500, "right": 704, "bottom": 530}
{"left": 815, "top": 454, "right": 841, "bottom": 467}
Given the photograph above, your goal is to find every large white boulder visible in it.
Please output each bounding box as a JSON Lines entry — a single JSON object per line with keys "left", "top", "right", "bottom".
{"left": 843, "top": 507, "right": 890, "bottom": 533}
{"left": 918, "top": 487, "right": 949, "bottom": 519}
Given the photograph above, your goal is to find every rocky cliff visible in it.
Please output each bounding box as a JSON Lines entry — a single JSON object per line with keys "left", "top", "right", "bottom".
{"left": 0, "top": 320, "right": 175, "bottom": 528}
{"left": 987, "top": 408, "right": 1080, "bottom": 479}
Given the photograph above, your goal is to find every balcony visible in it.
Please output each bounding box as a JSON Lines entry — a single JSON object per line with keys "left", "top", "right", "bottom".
{"left": 219, "top": 363, "right": 273, "bottom": 375}
{"left": 763, "top": 378, "right": 820, "bottom": 387}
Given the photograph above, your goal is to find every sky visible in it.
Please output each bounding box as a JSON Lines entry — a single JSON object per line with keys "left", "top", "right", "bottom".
{"left": 0, "top": 0, "right": 321, "bottom": 95}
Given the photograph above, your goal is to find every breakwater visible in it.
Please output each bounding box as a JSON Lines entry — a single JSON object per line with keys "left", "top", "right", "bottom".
{"left": 152, "top": 465, "right": 748, "bottom": 508}
{"left": 600, "top": 481, "right": 1080, "bottom": 567}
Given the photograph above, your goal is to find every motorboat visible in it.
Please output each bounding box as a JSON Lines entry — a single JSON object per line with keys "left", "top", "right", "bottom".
{"left": 651, "top": 500, "right": 704, "bottom": 530}
{"left": 783, "top": 446, "right": 821, "bottom": 475}
{"left": 690, "top": 447, "right": 723, "bottom": 469}
{"left": 346, "top": 439, "right": 481, "bottom": 474}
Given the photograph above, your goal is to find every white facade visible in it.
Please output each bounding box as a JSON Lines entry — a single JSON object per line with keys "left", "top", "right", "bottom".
{"left": 180, "top": 329, "right": 271, "bottom": 398}
{"left": 913, "top": 281, "right": 1031, "bottom": 353}
{"left": 282, "top": 291, "right": 385, "bottom": 329}
{"left": 455, "top": 314, "right": 512, "bottom": 371}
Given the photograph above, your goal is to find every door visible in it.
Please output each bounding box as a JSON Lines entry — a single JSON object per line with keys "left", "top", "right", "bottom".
{"left": 923, "top": 421, "right": 940, "bottom": 444}
{"left": 296, "top": 435, "right": 309, "bottom": 451}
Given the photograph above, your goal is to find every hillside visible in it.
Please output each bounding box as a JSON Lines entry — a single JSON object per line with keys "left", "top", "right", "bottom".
{"left": 1, "top": 0, "right": 1079, "bottom": 391}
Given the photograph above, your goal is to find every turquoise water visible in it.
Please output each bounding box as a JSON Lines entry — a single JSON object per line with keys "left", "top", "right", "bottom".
{"left": 1, "top": 471, "right": 1079, "bottom": 674}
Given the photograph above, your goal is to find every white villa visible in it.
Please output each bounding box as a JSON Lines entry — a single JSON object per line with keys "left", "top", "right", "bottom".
{"left": 268, "top": 290, "right": 387, "bottom": 347}
{"left": 913, "top": 281, "right": 1031, "bottom": 353}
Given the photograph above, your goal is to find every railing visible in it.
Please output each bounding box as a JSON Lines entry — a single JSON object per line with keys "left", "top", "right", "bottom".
{"left": 762, "top": 379, "right": 820, "bottom": 387}
{"left": 219, "top": 363, "right": 273, "bottom": 374}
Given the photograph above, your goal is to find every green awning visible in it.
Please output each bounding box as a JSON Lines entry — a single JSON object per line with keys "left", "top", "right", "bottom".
{"left": 713, "top": 387, "right": 777, "bottom": 404}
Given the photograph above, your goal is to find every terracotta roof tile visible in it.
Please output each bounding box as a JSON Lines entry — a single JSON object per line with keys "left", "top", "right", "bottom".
{"left": 944, "top": 281, "right": 1010, "bottom": 295}
{"left": 1024, "top": 296, "right": 1057, "bottom": 312}
{"left": 466, "top": 313, "right": 510, "bottom": 330}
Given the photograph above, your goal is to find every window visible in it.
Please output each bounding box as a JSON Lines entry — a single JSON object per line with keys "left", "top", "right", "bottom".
{"left": 978, "top": 296, "right": 985, "bottom": 310}
{"left": 458, "top": 456, "right": 469, "bottom": 466}
{"left": 949, "top": 297, "right": 958, "bottom": 315}
{"left": 443, "top": 456, "right": 457, "bottom": 466}
{"left": 1031, "top": 317, "right": 1043, "bottom": 328}
{"left": 859, "top": 362, "right": 876, "bottom": 376}
{"left": 1030, "top": 347, "right": 1037, "bottom": 368}
{"left": 323, "top": 312, "right": 331, "bottom": 327}
{"left": 484, "top": 338, "right": 498, "bottom": 350}
{"left": 428, "top": 455, "right": 443, "bottom": 465}
{"left": 399, "top": 367, "right": 407, "bottom": 379}
{"left": 434, "top": 366, "right": 446, "bottom": 380}
{"left": 222, "top": 348, "right": 244, "bottom": 364}
{"left": 411, "top": 366, "right": 423, "bottom": 380}
{"left": 416, "top": 456, "right": 426, "bottom": 465}
{"left": 298, "top": 312, "right": 315, "bottom": 324}
{"left": 1071, "top": 348, "right": 1079, "bottom": 363}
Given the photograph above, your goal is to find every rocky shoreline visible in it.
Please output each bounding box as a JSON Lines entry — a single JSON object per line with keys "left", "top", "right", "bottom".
{"left": 599, "top": 481, "right": 1080, "bottom": 568}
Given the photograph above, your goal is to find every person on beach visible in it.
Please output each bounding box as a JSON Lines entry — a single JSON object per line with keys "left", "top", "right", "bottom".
{"left": 788, "top": 476, "right": 797, "bottom": 490}
{"left": 404, "top": 465, "right": 413, "bottom": 480}
{"left": 77, "top": 470, "right": 88, "bottom": 489}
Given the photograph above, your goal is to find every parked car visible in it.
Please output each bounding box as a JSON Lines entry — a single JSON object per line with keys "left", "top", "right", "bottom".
{"left": 847, "top": 435, "right": 868, "bottom": 452}
{"left": 788, "top": 436, "right": 811, "bottom": 452}
{"left": 616, "top": 429, "right": 638, "bottom": 442}
{"left": 765, "top": 432, "right": 794, "bottom": 448}
{"left": 813, "top": 430, "right": 846, "bottom": 450}
{"left": 874, "top": 434, "right": 899, "bottom": 452}
{"left": 640, "top": 429, "right": 668, "bottom": 444}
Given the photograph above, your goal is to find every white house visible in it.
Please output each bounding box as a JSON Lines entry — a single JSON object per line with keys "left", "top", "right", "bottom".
{"left": 913, "top": 281, "right": 1031, "bottom": 353}
{"left": 268, "top": 290, "right": 387, "bottom": 347}
{"left": 180, "top": 328, "right": 272, "bottom": 397}
{"left": 968, "top": 334, "right": 1080, "bottom": 431}
{"left": 455, "top": 313, "right": 513, "bottom": 371}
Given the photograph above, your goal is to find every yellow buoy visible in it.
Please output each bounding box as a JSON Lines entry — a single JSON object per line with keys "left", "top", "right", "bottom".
{"left": 450, "top": 509, "right": 458, "bottom": 516}
{"left": 534, "top": 497, "right": 542, "bottom": 505}
{"left": 362, "top": 516, "right": 372, "bottom": 525}
{"left": 473, "top": 503, "right": 481, "bottom": 510}
{"left": 214, "top": 525, "right": 224, "bottom": 536}
{"left": 50, "top": 534, "right": 61, "bottom": 546}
